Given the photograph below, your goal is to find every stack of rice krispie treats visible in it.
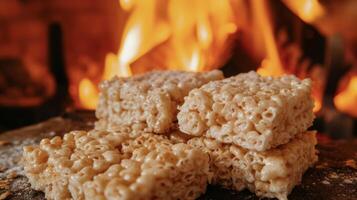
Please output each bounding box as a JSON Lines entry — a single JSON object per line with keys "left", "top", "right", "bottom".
{"left": 178, "top": 71, "right": 317, "bottom": 200}
{"left": 22, "top": 70, "right": 317, "bottom": 200}
{"left": 22, "top": 70, "right": 222, "bottom": 200}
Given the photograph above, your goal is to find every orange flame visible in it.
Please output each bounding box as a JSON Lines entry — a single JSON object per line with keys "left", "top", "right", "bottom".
{"left": 78, "top": 78, "right": 98, "bottom": 109}
{"left": 252, "top": 0, "right": 284, "bottom": 77}
{"left": 282, "top": 0, "right": 325, "bottom": 24}
{"left": 78, "top": 0, "right": 326, "bottom": 111}
{"left": 78, "top": 0, "right": 237, "bottom": 109}
{"left": 334, "top": 76, "right": 357, "bottom": 117}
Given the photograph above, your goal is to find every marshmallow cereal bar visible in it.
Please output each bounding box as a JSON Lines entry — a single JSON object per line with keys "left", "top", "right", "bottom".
{"left": 22, "top": 130, "right": 210, "bottom": 200}
{"left": 179, "top": 71, "right": 314, "bottom": 151}
{"left": 187, "top": 131, "right": 318, "bottom": 200}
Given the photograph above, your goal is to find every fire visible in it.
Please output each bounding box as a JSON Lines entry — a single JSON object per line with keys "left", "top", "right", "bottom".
{"left": 334, "top": 76, "right": 357, "bottom": 117}
{"left": 77, "top": 0, "right": 327, "bottom": 111}
{"left": 282, "top": 0, "right": 325, "bottom": 24}
{"left": 103, "top": 53, "right": 132, "bottom": 80}
{"left": 252, "top": 0, "right": 284, "bottom": 77}
{"left": 78, "top": 0, "right": 237, "bottom": 109}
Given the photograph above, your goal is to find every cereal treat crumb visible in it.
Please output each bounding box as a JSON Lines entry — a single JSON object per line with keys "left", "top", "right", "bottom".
{"left": 22, "top": 130, "right": 210, "bottom": 200}
{"left": 95, "top": 70, "right": 224, "bottom": 135}
{"left": 178, "top": 71, "right": 314, "bottom": 151}
{"left": 188, "top": 131, "right": 318, "bottom": 200}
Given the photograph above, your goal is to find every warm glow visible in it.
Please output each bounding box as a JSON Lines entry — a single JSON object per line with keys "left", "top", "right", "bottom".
{"left": 79, "top": 78, "right": 99, "bottom": 109}
{"left": 282, "top": 0, "right": 325, "bottom": 24}
{"left": 334, "top": 76, "right": 357, "bottom": 117}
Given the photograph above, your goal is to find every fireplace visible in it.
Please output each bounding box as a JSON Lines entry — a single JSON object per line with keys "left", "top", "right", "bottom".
{"left": 0, "top": 0, "right": 356, "bottom": 137}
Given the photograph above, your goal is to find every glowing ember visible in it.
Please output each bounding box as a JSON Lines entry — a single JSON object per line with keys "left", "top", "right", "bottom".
{"left": 334, "top": 76, "right": 357, "bottom": 117}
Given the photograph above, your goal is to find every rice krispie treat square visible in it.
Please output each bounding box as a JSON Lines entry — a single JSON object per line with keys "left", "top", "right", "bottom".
{"left": 95, "top": 70, "right": 223, "bottom": 135}
{"left": 188, "top": 131, "right": 318, "bottom": 200}
{"left": 84, "top": 134, "right": 210, "bottom": 200}
{"left": 179, "top": 71, "right": 314, "bottom": 151}
{"left": 22, "top": 130, "right": 210, "bottom": 200}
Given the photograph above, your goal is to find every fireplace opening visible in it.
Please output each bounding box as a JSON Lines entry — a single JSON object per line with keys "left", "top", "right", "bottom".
{"left": 0, "top": 0, "right": 356, "bottom": 137}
